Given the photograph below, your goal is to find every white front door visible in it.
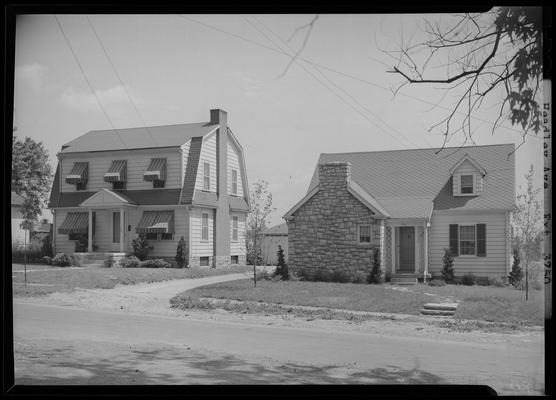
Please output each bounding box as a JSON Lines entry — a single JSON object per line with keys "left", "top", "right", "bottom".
{"left": 111, "top": 211, "right": 121, "bottom": 251}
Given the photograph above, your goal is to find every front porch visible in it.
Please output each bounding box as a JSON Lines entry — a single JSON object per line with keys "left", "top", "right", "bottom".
{"left": 72, "top": 252, "right": 127, "bottom": 267}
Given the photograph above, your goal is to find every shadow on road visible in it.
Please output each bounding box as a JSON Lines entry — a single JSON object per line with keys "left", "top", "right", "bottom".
{"left": 15, "top": 340, "right": 447, "bottom": 385}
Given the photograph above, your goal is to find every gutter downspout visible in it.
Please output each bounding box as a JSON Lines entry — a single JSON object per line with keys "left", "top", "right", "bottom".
{"left": 425, "top": 202, "right": 434, "bottom": 283}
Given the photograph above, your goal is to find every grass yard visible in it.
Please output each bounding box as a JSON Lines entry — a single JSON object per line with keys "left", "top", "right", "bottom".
{"left": 12, "top": 264, "right": 252, "bottom": 297}
{"left": 172, "top": 279, "right": 545, "bottom": 327}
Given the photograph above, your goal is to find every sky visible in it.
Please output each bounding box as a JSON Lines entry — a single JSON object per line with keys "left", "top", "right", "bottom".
{"left": 13, "top": 12, "right": 544, "bottom": 227}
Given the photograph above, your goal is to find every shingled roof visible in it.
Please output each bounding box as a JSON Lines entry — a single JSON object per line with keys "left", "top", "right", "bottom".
{"left": 60, "top": 122, "right": 218, "bottom": 153}
{"left": 307, "top": 143, "right": 515, "bottom": 218}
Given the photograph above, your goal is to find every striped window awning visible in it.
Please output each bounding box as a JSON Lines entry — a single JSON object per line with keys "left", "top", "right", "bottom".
{"left": 136, "top": 210, "right": 174, "bottom": 234}
{"left": 65, "top": 162, "right": 89, "bottom": 184}
{"left": 104, "top": 160, "right": 127, "bottom": 182}
{"left": 143, "top": 158, "right": 167, "bottom": 181}
{"left": 58, "top": 212, "right": 88, "bottom": 234}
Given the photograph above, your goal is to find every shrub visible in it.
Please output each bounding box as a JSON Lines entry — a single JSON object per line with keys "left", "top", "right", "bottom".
{"left": 487, "top": 276, "right": 507, "bottom": 287}
{"left": 289, "top": 271, "right": 302, "bottom": 281}
{"left": 175, "top": 236, "right": 189, "bottom": 268}
{"left": 273, "top": 245, "right": 289, "bottom": 280}
{"left": 367, "top": 248, "right": 382, "bottom": 284}
{"left": 51, "top": 253, "right": 72, "bottom": 267}
{"left": 74, "top": 233, "right": 88, "bottom": 252}
{"left": 462, "top": 272, "right": 476, "bottom": 286}
{"left": 120, "top": 255, "right": 140, "bottom": 268}
{"left": 441, "top": 248, "right": 455, "bottom": 283}
{"left": 132, "top": 234, "right": 153, "bottom": 261}
{"left": 247, "top": 247, "right": 263, "bottom": 266}
{"left": 104, "top": 257, "right": 116, "bottom": 268}
{"left": 508, "top": 247, "right": 523, "bottom": 287}
{"left": 314, "top": 269, "right": 332, "bottom": 282}
{"left": 428, "top": 279, "right": 446, "bottom": 287}
{"left": 331, "top": 270, "right": 351, "bottom": 283}
{"left": 297, "top": 268, "right": 315, "bottom": 281}
{"left": 138, "top": 258, "right": 172, "bottom": 268}
{"left": 352, "top": 271, "right": 367, "bottom": 284}
{"left": 41, "top": 234, "right": 53, "bottom": 257}
{"left": 41, "top": 256, "right": 52, "bottom": 265}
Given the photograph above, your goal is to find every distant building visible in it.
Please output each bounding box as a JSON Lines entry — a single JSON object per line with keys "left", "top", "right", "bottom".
{"left": 11, "top": 191, "right": 26, "bottom": 249}
{"left": 261, "top": 223, "right": 288, "bottom": 265}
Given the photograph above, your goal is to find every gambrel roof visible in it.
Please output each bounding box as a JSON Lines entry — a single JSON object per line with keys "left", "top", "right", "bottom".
{"left": 307, "top": 143, "right": 515, "bottom": 218}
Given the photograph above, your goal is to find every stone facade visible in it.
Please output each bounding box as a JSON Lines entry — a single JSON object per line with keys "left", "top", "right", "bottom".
{"left": 287, "top": 162, "right": 380, "bottom": 279}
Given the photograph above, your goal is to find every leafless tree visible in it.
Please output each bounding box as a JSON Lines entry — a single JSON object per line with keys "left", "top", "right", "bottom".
{"left": 279, "top": 14, "right": 319, "bottom": 78}
{"left": 386, "top": 7, "right": 542, "bottom": 153}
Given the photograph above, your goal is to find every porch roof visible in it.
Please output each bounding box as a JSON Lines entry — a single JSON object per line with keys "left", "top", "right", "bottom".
{"left": 58, "top": 212, "right": 88, "bottom": 234}
{"left": 136, "top": 210, "right": 175, "bottom": 234}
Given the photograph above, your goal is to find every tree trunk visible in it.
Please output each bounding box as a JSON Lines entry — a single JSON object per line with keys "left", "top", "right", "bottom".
{"left": 24, "top": 230, "right": 27, "bottom": 288}
{"left": 525, "top": 258, "right": 529, "bottom": 301}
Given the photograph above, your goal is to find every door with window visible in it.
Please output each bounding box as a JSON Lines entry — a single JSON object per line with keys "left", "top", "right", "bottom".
{"left": 398, "top": 226, "right": 415, "bottom": 272}
{"left": 111, "top": 211, "right": 121, "bottom": 251}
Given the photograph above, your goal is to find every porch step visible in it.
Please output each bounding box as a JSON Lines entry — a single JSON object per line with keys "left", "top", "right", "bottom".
{"left": 80, "top": 262, "right": 105, "bottom": 268}
{"left": 420, "top": 302, "right": 458, "bottom": 316}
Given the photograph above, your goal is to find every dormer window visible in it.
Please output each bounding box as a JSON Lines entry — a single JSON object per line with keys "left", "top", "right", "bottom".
{"left": 461, "top": 175, "right": 474, "bottom": 194}
{"left": 65, "top": 162, "right": 88, "bottom": 191}
{"left": 203, "top": 162, "right": 211, "bottom": 191}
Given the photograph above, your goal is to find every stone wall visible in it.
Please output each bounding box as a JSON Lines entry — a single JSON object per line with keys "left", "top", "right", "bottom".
{"left": 288, "top": 162, "right": 380, "bottom": 279}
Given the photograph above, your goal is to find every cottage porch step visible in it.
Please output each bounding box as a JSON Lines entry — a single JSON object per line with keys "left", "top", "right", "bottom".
{"left": 420, "top": 309, "right": 455, "bottom": 316}
{"left": 80, "top": 262, "right": 105, "bottom": 268}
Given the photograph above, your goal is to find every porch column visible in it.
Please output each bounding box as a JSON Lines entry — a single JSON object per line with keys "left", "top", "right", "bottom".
{"left": 88, "top": 209, "right": 93, "bottom": 252}
{"left": 120, "top": 206, "right": 125, "bottom": 253}
{"left": 379, "top": 219, "right": 385, "bottom": 271}
{"left": 424, "top": 221, "right": 429, "bottom": 282}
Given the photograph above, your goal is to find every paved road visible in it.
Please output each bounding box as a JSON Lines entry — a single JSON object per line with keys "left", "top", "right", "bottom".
{"left": 13, "top": 301, "right": 544, "bottom": 393}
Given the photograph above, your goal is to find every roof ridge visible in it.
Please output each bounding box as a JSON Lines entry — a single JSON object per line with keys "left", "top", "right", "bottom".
{"left": 85, "top": 121, "right": 216, "bottom": 134}
{"left": 320, "top": 143, "right": 515, "bottom": 156}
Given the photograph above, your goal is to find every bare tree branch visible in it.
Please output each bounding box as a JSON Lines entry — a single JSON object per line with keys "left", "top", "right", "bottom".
{"left": 279, "top": 15, "right": 319, "bottom": 78}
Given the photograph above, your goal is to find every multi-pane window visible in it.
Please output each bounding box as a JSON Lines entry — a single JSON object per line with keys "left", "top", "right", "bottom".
{"left": 231, "top": 255, "right": 239, "bottom": 264}
{"left": 232, "top": 215, "right": 239, "bottom": 241}
{"left": 461, "top": 175, "right": 474, "bottom": 194}
{"left": 153, "top": 179, "right": 165, "bottom": 189}
{"left": 112, "top": 181, "right": 125, "bottom": 190}
{"left": 146, "top": 232, "right": 158, "bottom": 241}
{"left": 358, "top": 224, "right": 372, "bottom": 243}
{"left": 203, "top": 162, "right": 211, "bottom": 191}
{"left": 459, "top": 225, "right": 476, "bottom": 255}
{"left": 201, "top": 213, "right": 209, "bottom": 241}
{"left": 76, "top": 182, "right": 87, "bottom": 191}
{"left": 231, "top": 169, "right": 238, "bottom": 195}
{"left": 200, "top": 256, "right": 210, "bottom": 266}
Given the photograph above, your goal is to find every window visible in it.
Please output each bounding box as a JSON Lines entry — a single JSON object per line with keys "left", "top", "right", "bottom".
{"left": 231, "top": 255, "right": 239, "bottom": 264}
{"left": 76, "top": 182, "right": 87, "bottom": 191}
{"left": 461, "top": 175, "right": 474, "bottom": 194}
{"left": 153, "top": 179, "right": 165, "bottom": 189}
{"left": 146, "top": 232, "right": 158, "bottom": 241}
{"left": 69, "top": 233, "right": 81, "bottom": 240}
{"left": 358, "top": 224, "right": 372, "bottom": 243}
{"left": 112, "top": 181, "right": 125, "bottom": 190}
{"left": 200, "top": 256, "right": 210, "bottom": 266}
{"left": 232, "top": 216, "right": 239, "bottom": 241}
{"left": 459, "top": 225, "right": 476, "bottom": 255}
{"left": 160, "top": 233, "right": 173, "bottom": 240}
{"left": 231, "top": 169, "right": 238, "bottom": 195}
{"left": 203, "top": 162, "right": 211, "bottom": 191}
{"left": 201, "top": 213, "right": 209, "bottom": 241}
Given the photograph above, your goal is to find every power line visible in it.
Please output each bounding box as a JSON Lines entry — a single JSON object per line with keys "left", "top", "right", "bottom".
{"left": 86, "top": 16, "right": 158, "bottom": 147}
{"left": 242, "top": 16, "right": 417, "bottom": 149}
{"left": 176, "top": 14, "right": 540, "bottom": 140}
{"left": 251, "top": 16, "right": 429, "bottom": 148}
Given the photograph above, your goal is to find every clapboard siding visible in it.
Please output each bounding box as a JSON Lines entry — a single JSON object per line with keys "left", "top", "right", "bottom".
{"left": 429, "top": 211, "right": 509, "bottom": 277}
{"left": 195, "top": 133, "right": 217, "bottom": 192}
{"left": 230, "top": 212, "right": 246, "bottom": 256}
{"left": 190, "top": 207, "right": 214, "bottom": 257}
{"left": 180, "top": 140, "right": 191, "bottom": 185}
{"left": 227, "top": 142, "right": 244, "bottom": 197}
{"left": 60, "top": 148, "right": 183, "bottom": 192}
{"left": 453, "top": 159, "right": 483, "bottom": 196}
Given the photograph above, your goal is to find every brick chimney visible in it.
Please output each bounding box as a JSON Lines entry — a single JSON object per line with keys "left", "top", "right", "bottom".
{"left": 318, "top": 162, "right": 351, "bottom": 191}
{"left": 211, "top": 109, "right": 230, "bottom": 267}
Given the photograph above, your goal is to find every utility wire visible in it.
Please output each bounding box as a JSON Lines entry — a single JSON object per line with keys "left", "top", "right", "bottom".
{"left": 251, "top": 16, "right": 428, "bottom": 148}
{"left": 242, "top": 16, "right": 416, "bottom": 149}
{"left": 86, "top": 15, "right": 158, "bottom": 147}
{"left": 176, "top": 14, "right": 540, "bottom": 140}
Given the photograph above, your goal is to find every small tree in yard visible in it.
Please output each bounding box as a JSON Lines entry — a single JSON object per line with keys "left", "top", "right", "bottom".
{"left": 512, "top": 165, "right": 542, "bottom": 300}
{"left": 246, "top": 179, "right": 276, "bottom": 287}
{"left": 367, "top": 248, "right": 382, "bottom": 284}
{"left": 132, "top": 234, "right": 153, "bottom": 261}
{"left": 176, "top": 236, "right": 188, "bottom": 268}
{"left": 441, "top": 248, "right": 455, "bottom": 283}
{"left": 508, "top": 247, "right": 523, "bottom": 287}
{"left": 273, "top": 245, "right": 289, "bottom": 280}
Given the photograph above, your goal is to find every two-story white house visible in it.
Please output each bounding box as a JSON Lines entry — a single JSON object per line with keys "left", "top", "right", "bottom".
{"left": 48, "top": 109, "right": 249, "bottom": 267}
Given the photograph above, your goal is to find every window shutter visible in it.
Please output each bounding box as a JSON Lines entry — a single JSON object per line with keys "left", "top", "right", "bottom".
{"left": 449, "top": 224, "right": 459, "bottom": 256}
{"left": 477, "top": 224, "right": 486, "bottom": 257}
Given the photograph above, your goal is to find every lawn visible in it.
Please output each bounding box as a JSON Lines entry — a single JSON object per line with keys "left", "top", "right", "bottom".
{"left": 12, "top": 264, "right": 252, "bottom": 297}
{"left": 172, "top": 279, "right": 545, "bottom": 327}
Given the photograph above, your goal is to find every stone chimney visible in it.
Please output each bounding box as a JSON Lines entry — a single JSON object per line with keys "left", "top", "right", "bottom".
{"left": 211, "top": 109, "right": 230, "bottom": 267}
{"left": 318, "top": 162, "right": 351, "bottom": 191}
